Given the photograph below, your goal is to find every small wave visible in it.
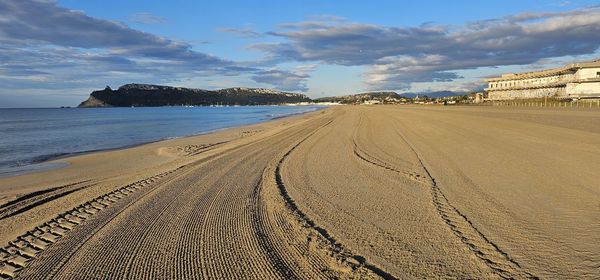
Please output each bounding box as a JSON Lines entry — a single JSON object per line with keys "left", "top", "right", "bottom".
{"left": 27, "top": 153, "right": 71, "bottom": 165}
{"left": 0, "top": 161, "right": 70, "bottom": 178}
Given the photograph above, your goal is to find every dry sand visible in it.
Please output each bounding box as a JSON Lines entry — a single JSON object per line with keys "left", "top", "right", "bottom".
{"left": 1, "top": 105, "right": 598, "bottom": 279}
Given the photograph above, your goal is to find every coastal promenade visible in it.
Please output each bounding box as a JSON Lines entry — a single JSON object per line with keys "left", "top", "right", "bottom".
{"left": 1, "top": 106, "right": 598, "bottom": 279}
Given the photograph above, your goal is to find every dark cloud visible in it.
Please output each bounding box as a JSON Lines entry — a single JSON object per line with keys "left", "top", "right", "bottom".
{"left": 0, "top": 0, "right": 256, "bottom": 91}
{"left": 0, "top": 1, "right": 170, "bottom": 49}
{"left": 251, "top": 8, "right": 600, "bottom": 89}
{"left": 0, "top": 44, "right": 262, "bottom": 92}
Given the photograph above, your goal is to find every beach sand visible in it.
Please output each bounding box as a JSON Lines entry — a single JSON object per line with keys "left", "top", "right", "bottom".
{"left": 1, "top": 105, "right": 598, "bottom": 279}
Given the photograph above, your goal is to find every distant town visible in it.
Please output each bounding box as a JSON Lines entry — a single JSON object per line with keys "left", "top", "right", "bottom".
{"left": 318, "top": 58, "right": 600, "bottom": 106}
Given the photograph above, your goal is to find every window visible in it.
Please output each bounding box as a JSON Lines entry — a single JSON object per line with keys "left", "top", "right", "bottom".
{"left": 596, "top": 71, "right": 600, "bottom": 78}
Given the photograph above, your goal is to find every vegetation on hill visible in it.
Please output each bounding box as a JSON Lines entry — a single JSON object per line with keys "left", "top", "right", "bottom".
{"left": 315, "top": 92, "right": 402, "bottom": 104}
{"left": 78, "top": 84, "right": 311, "bottom": 107}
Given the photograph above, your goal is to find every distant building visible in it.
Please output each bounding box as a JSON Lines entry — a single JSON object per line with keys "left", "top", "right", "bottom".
{"left": 469, "top": 92, "right": 484, "bottom": 103}
{"left": 485, "top": 60, "right": 600, "bottom": 100}
{"left": 363, "top": 99, "right": 381, "bottom": 105}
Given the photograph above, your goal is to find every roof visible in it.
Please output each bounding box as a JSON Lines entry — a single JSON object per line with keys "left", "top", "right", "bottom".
{"left": 485, "top": 59, "right": 600, "bottom": 82}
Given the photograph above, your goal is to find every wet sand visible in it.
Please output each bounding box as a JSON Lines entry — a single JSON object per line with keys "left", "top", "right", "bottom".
{"left": 1, "top": 105, "right": 598, "bottom": 279}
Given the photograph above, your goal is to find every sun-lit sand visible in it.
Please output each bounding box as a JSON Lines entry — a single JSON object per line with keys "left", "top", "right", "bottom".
{"left": 1, "top": 105, "right": 599, "bottom": 279}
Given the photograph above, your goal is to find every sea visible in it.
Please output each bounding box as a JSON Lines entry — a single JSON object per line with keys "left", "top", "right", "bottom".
{"left": 0, "top": 105, "right": 324, "bottom": 177}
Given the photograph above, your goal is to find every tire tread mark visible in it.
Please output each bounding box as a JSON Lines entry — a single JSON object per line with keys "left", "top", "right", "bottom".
{"left": 120, "top": 176, "right": 192, "bottom": 280}
{"left": 274, "top": 119, "right": 398, "bottom": 280}
{"left": 0, "top": 168, "right": 183, "bottom": 279}
{"left": 20, "top": 129, "right": 282, "bottom": 279}
{"left": 0, "top": 181, "right": 94, "bottom": 220}
{"left": 252, "top": 167, "right": 304, "bottom": 279}
{"left": 353, "top": 143, "right": 429, "bottom": 185}
{"left": 186, "top": 141, "right": 229, "bottom": 156}
{"left": 351, "top": 113, "right": 538, "bottom": 280}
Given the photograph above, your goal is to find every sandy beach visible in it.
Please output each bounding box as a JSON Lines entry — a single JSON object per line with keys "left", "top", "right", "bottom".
{"left": 1, "top": 105, "right": 599, "bottom": 279}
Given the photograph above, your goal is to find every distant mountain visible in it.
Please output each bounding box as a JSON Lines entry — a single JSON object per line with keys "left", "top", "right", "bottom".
{"left": 398, "top": 91, "right": 466, "bottom": 99}
{"left": 78, "top": 84, "right": 311, "bottom": 107}
{"left": 315, "top": 91, "right": 402, "bottom": 104}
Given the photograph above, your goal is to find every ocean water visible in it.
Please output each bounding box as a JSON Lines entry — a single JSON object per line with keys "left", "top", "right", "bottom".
{"left": 0, "top": 106, "right": 323, "bottom": 177}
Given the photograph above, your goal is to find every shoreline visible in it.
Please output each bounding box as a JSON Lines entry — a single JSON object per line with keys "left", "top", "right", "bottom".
{"left": 0, "top": 105, "right": 326, "bottom": 179}
{"left": 0, "top": 107, "right": 328, "bottom": 204}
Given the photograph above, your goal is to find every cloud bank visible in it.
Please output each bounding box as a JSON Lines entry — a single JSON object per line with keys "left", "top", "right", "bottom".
{"left": 252, "top": 7, "right": 600, "bottom": 90}
{"left": 0, "top": 0, "right": 255, "bottom": 90}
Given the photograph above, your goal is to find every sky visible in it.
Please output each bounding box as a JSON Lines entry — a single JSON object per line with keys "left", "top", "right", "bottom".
{"left": 1, "top": 0, "right": 600, "bottom": 107}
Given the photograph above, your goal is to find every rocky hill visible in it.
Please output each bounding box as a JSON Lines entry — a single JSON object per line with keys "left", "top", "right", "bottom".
{"left": 78, "top": 84, "right": 311, "bottom": 107}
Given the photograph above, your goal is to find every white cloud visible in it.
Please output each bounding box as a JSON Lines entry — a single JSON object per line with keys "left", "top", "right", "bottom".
{"left": 252, "top": 8, "right": 600, "bottom": 90}
{"left": 251, "top": 65, "right": 316, "bottom": 92}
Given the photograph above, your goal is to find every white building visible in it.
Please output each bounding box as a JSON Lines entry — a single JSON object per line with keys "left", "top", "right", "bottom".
{"left": 485, "top": 60, "right": 600, "bottom": 100}
{"left": 363, "top": 99, "right": 381, "bottom": 105}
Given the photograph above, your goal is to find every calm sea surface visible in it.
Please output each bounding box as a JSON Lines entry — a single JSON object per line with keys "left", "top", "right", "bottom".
{"left": 0, "top": 106, "right": 323, "bottom": 177}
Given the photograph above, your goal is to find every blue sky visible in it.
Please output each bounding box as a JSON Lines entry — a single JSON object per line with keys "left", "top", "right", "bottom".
{"left": 1, "top": 0, "right": 600, "bottom": 107}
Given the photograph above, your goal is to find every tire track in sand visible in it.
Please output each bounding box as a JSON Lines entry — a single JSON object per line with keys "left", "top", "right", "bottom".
{"left": 2, "top": 125, "right": 293, "bottom": 279}
{"left": 250, "top": 170, "right": 302, "bottom": 279}
{"left": 351, "top": 113, "right": 538, "bottom": 280}
{"left": 0, "top": 169, "right": 182, "bottom": 279}
{"left": 251, "top": 117, "right": 352, "bottom": 279}
{"left": 275, "top": 119, "right": 397, "bottom": 280}
{"left": 7, "top": 110, "right": 397, "bottom": 280}
{"left": 190, "top": 117, "right": 342, "bottom": 279}
{"left": 29, "top": 114, "right": 341, "bottom": 280}
{"left": 0, "top": 180, "right": 95, "bottom": 220}
{"left": 46, "top": 140, "right": 274, "bottom": 279}
{"left": 183, "top": 118, "right": 335, "bottom": 279}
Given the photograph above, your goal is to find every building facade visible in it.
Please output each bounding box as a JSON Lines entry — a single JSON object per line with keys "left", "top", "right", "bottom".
{"left": 485, "top": 60, "right": 600, "bottom": 100}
